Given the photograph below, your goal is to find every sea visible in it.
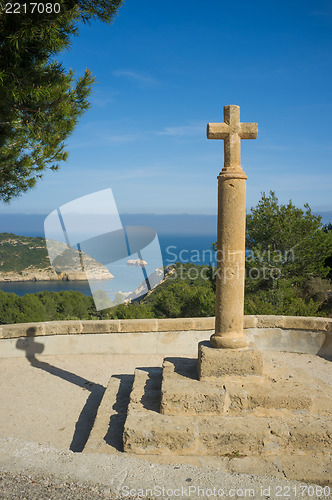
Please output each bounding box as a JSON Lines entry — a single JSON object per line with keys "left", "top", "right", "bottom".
{"left": 0, "top": 233, "right": 217, "bottom": 297}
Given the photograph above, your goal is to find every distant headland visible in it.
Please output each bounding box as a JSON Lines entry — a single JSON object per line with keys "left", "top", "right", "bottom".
{"left": 0, "top": 233, "right": 112, "bottom": 282}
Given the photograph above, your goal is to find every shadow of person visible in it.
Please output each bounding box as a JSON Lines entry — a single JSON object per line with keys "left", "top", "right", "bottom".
{"left": 16, "top": 336, "right": 105, "bottom": 453}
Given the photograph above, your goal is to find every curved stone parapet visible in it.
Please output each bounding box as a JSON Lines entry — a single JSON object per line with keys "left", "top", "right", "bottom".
{"left": 0, "top": 316, "right": 331, "bottom": 358}
{"left": 1, "top": 315, "right": 332, "bottom": 340}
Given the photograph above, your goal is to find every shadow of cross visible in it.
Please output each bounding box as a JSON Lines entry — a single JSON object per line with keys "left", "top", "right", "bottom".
{"left": 16, "top": 336, "right": 105, "bottom": 452}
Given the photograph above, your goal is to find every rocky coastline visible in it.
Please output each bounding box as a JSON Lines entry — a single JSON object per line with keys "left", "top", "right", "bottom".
{"left": 0, "top": 268, "right": 113, "bottom": 282}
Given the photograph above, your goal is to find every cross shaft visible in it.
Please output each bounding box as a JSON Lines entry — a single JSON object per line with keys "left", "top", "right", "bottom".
{"left": 207, "top": 105, "right": 257, "bottom": 170}
{"left": 206, "top": 104, "right": 258, "bottom": 349}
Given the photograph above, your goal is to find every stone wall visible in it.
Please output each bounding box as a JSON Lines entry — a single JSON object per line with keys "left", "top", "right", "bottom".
{"left": 1, "top": 315, "right": 331, "bottom": 340}
{"left": 0, "top": 316, "right": 331, "bottom": 359}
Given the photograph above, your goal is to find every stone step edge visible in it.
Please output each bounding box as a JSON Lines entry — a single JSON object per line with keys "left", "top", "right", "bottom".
{"left": 124, "top": 410, "right": 332, "bottom": 456}
{"left": 160, "top": 373, "right": 332, "bottom": 417}
{"left": 84, "top": 373, "right": 134, "bottom": 454}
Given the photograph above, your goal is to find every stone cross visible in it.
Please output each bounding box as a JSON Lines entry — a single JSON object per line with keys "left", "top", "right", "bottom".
{"left": 207, "top": 105, "right": 258, "bottom": 349}
{"left": 207, "top": 105, "right": 257, "bottom": 171}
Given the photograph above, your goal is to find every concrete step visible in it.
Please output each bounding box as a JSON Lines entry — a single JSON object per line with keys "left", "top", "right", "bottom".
{"left": 84, "top": 367, "right": 162, "bottom": 454}
{"left": 160, "top": 357, "right": 332, "bottom": 417}
{"left": 84, "top": 372, "right": 134, "bottom": 454}
{"left": 84, "top": 364, "right": 332, "bottom": 485}
{"left": 124, "top": 368, "right": 332, "bottom": 457}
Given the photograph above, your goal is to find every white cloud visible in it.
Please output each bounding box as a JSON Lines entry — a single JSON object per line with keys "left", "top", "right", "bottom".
{"left": 157, "top": 123, "right": 204, "bottom": 137}
{"left": 106, "top": 134, "right": 141, "bottom": 143}
{"left": 90, "top": 90, "right": 118, "bottom": 108}
{"left": 69, "top": 130, "right": 142, "bottom": 149}
{"left": 112, "top": 70, "right": 157, "bottom": 86}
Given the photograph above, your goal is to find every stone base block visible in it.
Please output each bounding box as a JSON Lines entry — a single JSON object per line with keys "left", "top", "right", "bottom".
{"left": 198, "top": 341, "right": 263, "bottom": 379}
{"left": 160, "top": 357, "right": 319, "bottom": 416}
{"left": 276, "top": 455, "right": 332, "bottom": 485}
{"left": 160, "top": 358, "right": 228, "bottom": 416}
{"left": 124, "top": 367, "right": 332, "bottom": 457}
{"left": 124, "top": 412, "right": 270, "bottom": 456}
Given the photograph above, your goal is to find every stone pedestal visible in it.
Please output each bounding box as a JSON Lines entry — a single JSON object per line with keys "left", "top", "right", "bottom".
{"left": 120, "top": 354, "right": 332, "bottom": 485}
{"left": 197, "top": 341, "right": 263, "bottom": 380}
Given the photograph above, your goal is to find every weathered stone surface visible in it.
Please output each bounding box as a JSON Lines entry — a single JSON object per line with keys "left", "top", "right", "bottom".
{"left": 207, "top": 105, "right": 257, "bottom": 349}
{"left": 84, "top": 375, "right": 129, "bottom": 454}
{"left": 228, "top": 456, "right": 283, "bottom": 478}
{"left": 312, "top": 393, "right": 332, "bottom": 416}
{"left": 287, "top": 417, "right": 332, "bottom": 451}
{"left": 283, "top": 316, "right": 330, "bottom": 331}
{"left": 212, "top": 170, "right": 248, "bottom": 349}
{"left": 198, "top": 341, "right": 263, "bottom": 379}
{"left": 0, "top": 323, "right": 46, "bottom": 339}
{"left": 246, "top": 380, "right": 313, "bottom": 412}
{"left": 118, "top": 319, "right": 158, "bottom": 333}
{"left": 44, "top": 321, "right": 84, "bottom": 335}
{"left": 243, "top": 315, "right": 258, "bottom": 328}
{"left": 80, "top": 320, "right": 120, "bottom": 334}
{"left": 157, "top": 318, "right": 208, "bottom": 332}
{"left": 0, "top": 315, "right": 331, "bottom": 341}
{"left": 207, "top": 105, "right": 257, "bottom": 171}
{"left": 159, "top": 356, "right": 331, "bottom": 417}
{"left": 125, "top": 406, "right": 332, "bottom": 457}
{"left": 82, "top": 351, "right": 332, "bottom": 484}
{"left": 124, "top": 364, "right": 332, "bottom": 458}
{"left": 278, "top": 455, "right": 332, "bottom": 485}
{"left": 160, "top": 358, "right": 228, "bottom": 416}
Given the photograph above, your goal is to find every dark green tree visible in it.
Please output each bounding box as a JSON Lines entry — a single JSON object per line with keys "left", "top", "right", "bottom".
{"left": 245, "top": 191, "right": 332, "bottom": 289}
{"left": 0, "top": 0, "right": 123, "bottom": 201}
{"left": 209, "top": 192, "right": 332, "bottom": 316}
{"left": 148, "top": 280, "right": 215, "bottom": 318}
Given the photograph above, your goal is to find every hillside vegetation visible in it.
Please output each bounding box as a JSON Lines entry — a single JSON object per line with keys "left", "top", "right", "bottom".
{"left": 0, "top": 193, "right": 331, "bottom": 323}
{"left": 0, "top": 232, "right": 111, "bottom": 280}
{"left": 0, "top": 260, "right": 331, "bottom": 324}
{"left": 0, "top": 233, "right": 50, "bottom": 273}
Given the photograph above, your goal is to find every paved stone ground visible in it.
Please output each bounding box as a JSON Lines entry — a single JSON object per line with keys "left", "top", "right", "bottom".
{"left": 2, "top": 437, "right": 332, "bottom": 500}
{"left": 0, "top": 470, "right": 119, "bottom": 500}
{"left": 0, "top": 353, "right": 166, "bottom": 451}
{"left": 1, "top": 352, "right": 331, "bottom": 451}
{"left": 0, "top": 351, "right": 331, "bottom": 498}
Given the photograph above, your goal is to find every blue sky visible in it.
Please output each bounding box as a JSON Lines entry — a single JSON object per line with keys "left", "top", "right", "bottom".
{"left": 1, "top": 0, "right": 332, "bottom": 218}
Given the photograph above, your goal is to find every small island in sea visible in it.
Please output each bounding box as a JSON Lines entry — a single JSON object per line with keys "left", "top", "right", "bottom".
{"left": 0, "top": 233, "right": 113, "bottom": 282}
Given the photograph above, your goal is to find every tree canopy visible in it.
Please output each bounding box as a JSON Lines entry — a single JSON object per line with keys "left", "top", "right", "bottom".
{"left": 210, "top": 192, "right": 332, "bottom": 316}
{"left": 0, "top": 0, "right": 123, "bottom": 201}
{"left": 245, "top": 191, "right": 332, "bottom": 288}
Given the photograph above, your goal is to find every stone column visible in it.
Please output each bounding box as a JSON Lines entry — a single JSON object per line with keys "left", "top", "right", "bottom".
{"left": 212, "top": 169, "right": 248, "bottom": 348}
{"left": 207, "top": 105, "right": 258, "bottom": 350}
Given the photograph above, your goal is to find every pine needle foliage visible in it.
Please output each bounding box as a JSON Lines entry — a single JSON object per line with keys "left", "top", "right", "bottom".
{"left": 0, "top": 0, "right": 123, "bottom": 201}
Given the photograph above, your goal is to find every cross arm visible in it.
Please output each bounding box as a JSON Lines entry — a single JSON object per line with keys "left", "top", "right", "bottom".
{"left": 206, "top": 123, "right": 230, "bottom": 139}
{"left": 239, "top": 123, "right": 258, "bottom": 139}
